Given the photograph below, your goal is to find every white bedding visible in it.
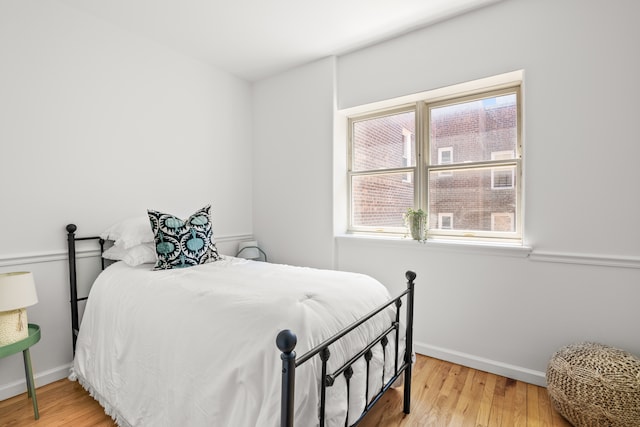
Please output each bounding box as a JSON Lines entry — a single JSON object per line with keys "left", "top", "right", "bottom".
{"left": 71, "top": 257, "right": 403, "bottom": 427}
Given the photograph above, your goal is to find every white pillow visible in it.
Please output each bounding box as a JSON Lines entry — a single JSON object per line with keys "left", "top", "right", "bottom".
{"left": 103, "top": 243, "right": 157, "bottom": 266}
{"left": 100, "top": 217, "right": 154, "bottom": 249}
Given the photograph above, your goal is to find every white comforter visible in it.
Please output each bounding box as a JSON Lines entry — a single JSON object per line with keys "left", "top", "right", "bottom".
{"left": 71, "top": 257, "right": 402, "bottom": 427}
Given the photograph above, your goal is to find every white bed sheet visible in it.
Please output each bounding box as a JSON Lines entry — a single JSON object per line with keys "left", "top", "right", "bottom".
{"left": 71, "top": 257, "right": 403, "bottom": 427}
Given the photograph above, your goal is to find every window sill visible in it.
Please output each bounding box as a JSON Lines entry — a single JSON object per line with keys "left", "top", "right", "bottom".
{"left": 335, "top": 233, "right": 532, "bottom": 258}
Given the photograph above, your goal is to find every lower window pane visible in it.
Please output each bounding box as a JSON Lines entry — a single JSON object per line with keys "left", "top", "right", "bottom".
{"left": 428, "top": 167, "right": 516, "bottom": 232}
{"left": 352, "top": 173, "right": 414, "bottom": 228}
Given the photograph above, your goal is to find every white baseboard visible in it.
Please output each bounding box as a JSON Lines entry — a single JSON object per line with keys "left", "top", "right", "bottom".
{"left": 0, "top": 363, "right": 72, "bottom": 401}
{"left": 415, "top": 341, "right": 547, "bottom": 387}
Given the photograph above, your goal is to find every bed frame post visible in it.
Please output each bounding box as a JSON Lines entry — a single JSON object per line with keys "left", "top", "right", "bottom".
{"left": 66, "top": 224, "right": 79, "bottom": 354}
{"left": 276, "top": 329, "right": 297, "bottom": 427}
{"left": 403, "top": 270, "right": 416, "bottom": 414}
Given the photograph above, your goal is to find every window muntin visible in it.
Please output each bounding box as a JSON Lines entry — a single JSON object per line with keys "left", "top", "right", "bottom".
{"left": 402, "top": 129, "right": 414, "bottom": 183}
{"left": 348, "top": 85, "right": 521, "bottom": 242}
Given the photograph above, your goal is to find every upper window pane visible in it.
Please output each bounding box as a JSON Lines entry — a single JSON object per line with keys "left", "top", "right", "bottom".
{"left": 429, "top": 93, "right": 517, "bottom": 165}
{"left": 352, "top": 111, "right": 415, "bottom": 172}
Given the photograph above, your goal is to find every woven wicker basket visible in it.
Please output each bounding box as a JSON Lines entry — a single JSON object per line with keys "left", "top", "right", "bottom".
{"left": 546, "top": 342, "right": 640, "bottom": 427}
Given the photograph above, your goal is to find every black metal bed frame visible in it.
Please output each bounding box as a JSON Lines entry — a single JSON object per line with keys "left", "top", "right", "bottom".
{"left": 66, "top": 223, "right": 416, "bottom": 427}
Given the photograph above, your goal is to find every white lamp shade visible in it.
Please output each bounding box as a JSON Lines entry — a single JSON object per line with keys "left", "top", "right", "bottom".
{"left": 0, "top": 272, "right": 38, "bottom": 311}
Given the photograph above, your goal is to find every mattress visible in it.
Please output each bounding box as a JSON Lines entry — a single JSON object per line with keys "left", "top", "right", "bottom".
{"left": 70, "top": 257, "right": 403, "bottom": 427}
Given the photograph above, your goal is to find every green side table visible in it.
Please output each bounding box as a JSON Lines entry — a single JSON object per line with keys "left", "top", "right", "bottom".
{"left": 0, "top": 323, "right": 40, "bottom": 419}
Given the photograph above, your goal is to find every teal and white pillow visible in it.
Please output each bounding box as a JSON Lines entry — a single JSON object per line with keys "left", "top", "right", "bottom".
{"left": 147, "top": 205, "right": 220, "bottom": 270}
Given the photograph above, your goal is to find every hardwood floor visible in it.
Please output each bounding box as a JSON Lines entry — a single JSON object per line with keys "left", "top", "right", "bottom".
{"left": 0, "top": 355, "right": 570, "bottom": 426}
{"left": 357, "top": 356, "right": 570, "bottom": 427}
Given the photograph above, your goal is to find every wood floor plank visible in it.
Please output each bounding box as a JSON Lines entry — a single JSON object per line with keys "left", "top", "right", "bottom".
{"left": 487, "top": 375, "right": 507, "bottom": 427}
{"left": 475, "top": 372, "right": 497, "bottom": 427}
{"left": 448, "top": 367, "right": 477, "bottom": 426}
{"left": 536, "top": 384, "right": 553, "bottom": 427}
{"left": 426, "top": 362, "right": 464, "bottom": 425}
{"left": 500, "top": 377, "right": 519, "bottom": 427}
{"left": 512, "top": 379, "right": 528, "bottom": 427}
{"left": 526, "top": 383, "right": 540, "bottom": 426}
{"left": 1, "top": 355, "right": 572, "bottom": 427}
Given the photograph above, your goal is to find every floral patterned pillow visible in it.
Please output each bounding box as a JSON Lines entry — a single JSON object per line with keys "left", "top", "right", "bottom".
{"left": 147, "top": 205, "right": 220, "bottom": 270}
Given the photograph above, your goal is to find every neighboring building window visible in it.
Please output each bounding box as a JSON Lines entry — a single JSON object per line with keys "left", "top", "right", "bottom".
{"left": 438, "top": 213, "right": 453, "bottom": 230}
{"left": 437, "top": 147, "right": 453, "bottom": 177}
{"left": 348, "top": 83, "right": 522, "bottom": 242}
{"left": 492, "top": 212, "right": 514, "bottom": 232}
{"left": 438, "top": 147, "right": 453, "bottom": 165}
{"left": 491, "top": 151, "right": 515, "bottom": 189}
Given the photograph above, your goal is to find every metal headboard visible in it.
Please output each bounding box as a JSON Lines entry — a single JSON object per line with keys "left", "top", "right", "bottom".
{"left": 66, "top": 224, "right": 105, "bottom": 354}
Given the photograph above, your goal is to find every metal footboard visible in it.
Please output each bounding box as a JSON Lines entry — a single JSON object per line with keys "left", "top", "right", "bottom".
{"left": 277, "top": 271, "right": 416, "bottom": 427}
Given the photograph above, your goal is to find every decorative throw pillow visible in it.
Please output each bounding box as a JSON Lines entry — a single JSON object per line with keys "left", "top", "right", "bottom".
{"left": 147, "top": 205, "right": 220, "bottom": 270}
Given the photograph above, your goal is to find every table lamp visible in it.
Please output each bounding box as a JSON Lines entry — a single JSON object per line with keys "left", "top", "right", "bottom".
{"left": 0, "top": 272, "right": 38, "bottom": 346}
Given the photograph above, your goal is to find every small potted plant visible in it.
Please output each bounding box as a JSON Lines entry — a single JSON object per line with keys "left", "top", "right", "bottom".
{"left": 404, "top": 208, "right": 426, "bottom": 241}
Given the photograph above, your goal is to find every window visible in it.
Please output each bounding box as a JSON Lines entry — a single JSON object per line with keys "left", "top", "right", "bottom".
{"left": 438, "top": 213, "right": 453, "bottom": 230}
{"left": 349, "top": 108, "right": 416, "bottom": 231}
{"left": 348, "top": 84, "right": 522, "bottom": 242}
{"left": 491, "top": 151, "right": 515, "bottom": 189}
{"left": 491, "top": 212, "right": 514, "bottom": 232}
{"left": 438, "top": 147, "right": 453, "bottom": 165}
{"left": 437, "top": 147, "right": 453, "bottom": 177}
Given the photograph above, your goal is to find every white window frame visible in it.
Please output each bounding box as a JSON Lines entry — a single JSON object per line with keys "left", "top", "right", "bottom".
{"left": 402, "top": 128, "right": 414, "bottom": 183}
{"left": 425, "top": 86, "right": 521, "bottom": 242}
{"left": 347, "top": 105, "right": 417, "bottom": 234}
{"left": 347, "top": 82, "right": 522, "bottom": 243}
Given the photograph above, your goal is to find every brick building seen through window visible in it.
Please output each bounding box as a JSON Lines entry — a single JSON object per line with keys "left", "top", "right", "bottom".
{"left": 349, "top": 88, "right": 520, "bottom": 239}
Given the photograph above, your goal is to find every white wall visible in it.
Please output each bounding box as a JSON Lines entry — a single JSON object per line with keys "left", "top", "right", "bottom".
{"left": 0, "top": 1, "right": 252, "bottom": 399}
{"left": 252, "top": 57, "right": 336, "bottom": 268}
{"left": 337, "top": 0, "right": 640, "bottom": 385}
{"left": 255, "top": 0, "right": 640, "bottom": 386}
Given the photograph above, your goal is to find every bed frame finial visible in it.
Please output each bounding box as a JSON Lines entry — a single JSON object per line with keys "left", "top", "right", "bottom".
{"left": 405, "top": 270, "right": 416, "bottom": 283}
{"left": 276, "top": 329, "right": 297, "bottom": 354}
{"left": 66, "top": 224, "right": 77, "bottom": 234}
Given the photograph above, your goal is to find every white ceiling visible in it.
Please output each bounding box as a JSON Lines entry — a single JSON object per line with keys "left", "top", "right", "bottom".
{"left": 58, "top": 0, "right": 502, "bottom": 82}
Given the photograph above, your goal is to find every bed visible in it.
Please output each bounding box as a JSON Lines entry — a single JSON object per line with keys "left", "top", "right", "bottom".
{"left": 65, "top": 217, "right": 415, "bottom": 427}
